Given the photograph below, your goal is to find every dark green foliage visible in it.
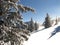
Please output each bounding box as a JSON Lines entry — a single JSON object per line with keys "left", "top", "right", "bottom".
{"left": 55, "top": 17, "right": 58, "bottom": 25}
{"left": 27, "top": 18, "right": 35, "bottom": 32}
{"left": 27, "top": 19, "right": 39, "bottom": 32}
{"left": 29, "top": 18, "right": 35, "bottom": 32}
{"left": 35, "top": 22, "right": 39, "bottom": 30}
{"left": 44, "top": 13, "right": 52, "bottom": 28}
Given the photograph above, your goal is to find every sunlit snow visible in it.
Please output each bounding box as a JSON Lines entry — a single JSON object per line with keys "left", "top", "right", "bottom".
{"left": 24, "top": 22, "right": 60, "bottom": 45}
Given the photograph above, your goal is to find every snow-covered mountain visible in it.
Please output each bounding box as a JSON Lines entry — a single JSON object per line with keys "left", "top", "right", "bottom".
{"left": 24, "top": 22, "right": 60, "bottom": 45}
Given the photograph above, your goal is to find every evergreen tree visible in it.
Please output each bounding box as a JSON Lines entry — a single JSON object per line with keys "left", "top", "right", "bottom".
{"left": 29, "top": 18, "right": 35, "bottom": 32}
{"left": 44, "top": 13, "right": 52, "bottom": 28}
{"left": 0, "top": 0, "right": 34, "bottom": 45}
{"left": 35, "top": 22, "right": 39, "bottom": 30}
{"left": 55, "top": 17, "right": 58, "bottom": 25}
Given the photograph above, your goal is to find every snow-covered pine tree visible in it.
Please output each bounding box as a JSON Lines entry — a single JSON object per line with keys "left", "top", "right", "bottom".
{"left": 28, "top": 18, "right": 35, "bottom": 32}
{"left": 0, "top": 0, "right": 34, "bottom": 45}
{"left": 35, "top": 22, "right": 39, "bottom": 30}
{"left": 44, "top": 13, "right": 52, "bottom": 28}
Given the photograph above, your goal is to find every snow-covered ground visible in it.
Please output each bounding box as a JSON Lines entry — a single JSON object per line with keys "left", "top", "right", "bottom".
{"left": 38, "top": 26, "right": 44, "bottom": 30}
{"left": 24, "top": 23, "right": 60, "bottom": 45}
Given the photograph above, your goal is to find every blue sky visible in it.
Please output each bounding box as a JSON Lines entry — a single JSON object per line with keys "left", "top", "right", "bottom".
{"left": 20, "top": 0, "right": 60, "bottom": 23}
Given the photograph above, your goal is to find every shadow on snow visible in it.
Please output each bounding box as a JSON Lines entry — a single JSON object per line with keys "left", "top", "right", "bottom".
{"left": 48, "top": 26, "right": 60, "bottom": 39}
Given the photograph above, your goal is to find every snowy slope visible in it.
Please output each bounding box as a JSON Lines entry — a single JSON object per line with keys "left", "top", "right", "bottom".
{"left": 24, "top": 23, "right": 60, "bottom": 45}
